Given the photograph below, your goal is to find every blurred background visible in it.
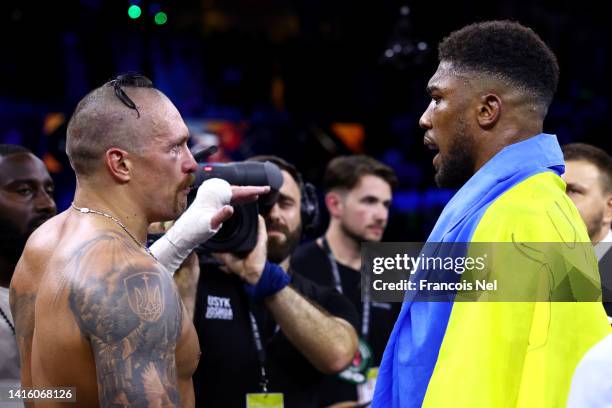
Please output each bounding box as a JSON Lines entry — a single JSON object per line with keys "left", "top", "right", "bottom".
{"left": 1, "top": 0, "right": 610, "bottom": 240}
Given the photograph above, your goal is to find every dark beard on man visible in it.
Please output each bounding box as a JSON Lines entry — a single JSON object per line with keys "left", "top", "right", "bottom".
{"left": 585, "top": 207, "right": 604, "bottom": 242}
{"left": 0, "top": 213, "right": 52, "bottom": 265}
{"left": 266, "top": 222, "right": 302, "bottom": 264}
{"left": 0, "top": 219, "right": 29, "bottom": 265}
{"left": 435, "top": 120, "right": 477, "bottom": 189}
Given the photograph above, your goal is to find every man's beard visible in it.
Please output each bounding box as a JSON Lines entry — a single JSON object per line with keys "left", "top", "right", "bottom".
{"left": 340, "top": 221, "right": 381, "bottom": 244}
{"left": 267, "top": 222, "right": 302, "bottom": 264}
{"left": 0, "top": 217, "right": 46, "bottom": 264}
{"left": 585, "top": 207, "right": 604, "bottom": 241}
{"left": 435, "top": 119, "right": 476, "bottom": 189}
{"left": 174, "top": 177, "right": 195, "bottom": 216}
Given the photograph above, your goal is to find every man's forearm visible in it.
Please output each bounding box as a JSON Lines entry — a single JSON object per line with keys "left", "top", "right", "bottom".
{"left": 264, "top": 286, "right": 358, "bottom": 374}
{"left": 173, "top": 252, "right": 200, "bottom": 321}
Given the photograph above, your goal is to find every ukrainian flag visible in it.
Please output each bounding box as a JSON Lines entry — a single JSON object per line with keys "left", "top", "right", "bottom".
{"left": 373, "top": 134, "right": 611, "bottom": 408}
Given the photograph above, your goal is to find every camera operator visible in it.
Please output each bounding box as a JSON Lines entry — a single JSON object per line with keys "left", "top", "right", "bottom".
{"left": 189, "top": 155, "right": 359, "bottom": 407}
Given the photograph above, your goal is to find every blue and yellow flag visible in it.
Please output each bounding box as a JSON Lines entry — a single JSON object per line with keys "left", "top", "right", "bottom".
{"left": 373, "top": 134, "right": 610, "bottom": 408}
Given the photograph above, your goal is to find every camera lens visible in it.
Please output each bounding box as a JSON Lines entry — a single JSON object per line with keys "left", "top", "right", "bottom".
{"left": 212, "top": 207, "right": 244, "bottom": 242}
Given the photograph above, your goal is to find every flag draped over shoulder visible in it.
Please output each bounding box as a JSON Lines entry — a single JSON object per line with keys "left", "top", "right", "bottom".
{"left": 372, "top": 134, "right": 611, "bottom": 408}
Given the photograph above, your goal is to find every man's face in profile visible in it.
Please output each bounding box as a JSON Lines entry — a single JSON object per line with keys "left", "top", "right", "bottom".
{"left": 0, "top": 153, "right": 57, "bottom": 262}
{"left": 265, "top": 170, "right": 303, "bottom": 264}
{"left": 420, "top": 61, "right": 477, "bottom": 189}
{"left": 129, "top": 93, "right": 198, "bottom": 222}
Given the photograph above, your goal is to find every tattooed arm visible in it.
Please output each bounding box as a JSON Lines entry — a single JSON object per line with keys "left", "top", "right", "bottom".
{"left": 10, "top": 254, "right": 40, "bottom": 408}
{"left": 68, "top": 252, "right": 183, "bottom": 407}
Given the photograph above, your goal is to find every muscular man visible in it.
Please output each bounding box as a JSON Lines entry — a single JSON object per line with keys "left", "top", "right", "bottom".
{"left": 0, "top": 145, "right": 56, "bottom": 395}
{"left": 190, "top": 155, "right": 359, "bottom": 407}
{"left": 291, "top": 155, "right": 400, "bottom": 406}
{"left": 9, "top": 74, "right": 266, "bottom": 407}
{"left": 373, "top": 21, "right": 610, "bottom": 407}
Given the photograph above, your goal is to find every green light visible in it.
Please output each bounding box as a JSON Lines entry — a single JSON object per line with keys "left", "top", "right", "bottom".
{"left": 127, "top": 5, "right": 142, "bottom": 19}
{"left": 154, "top": 11, "right": 167, "bottom": 25}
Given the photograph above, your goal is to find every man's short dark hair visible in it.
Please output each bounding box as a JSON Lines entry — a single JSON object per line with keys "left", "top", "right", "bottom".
{"left": 562, "top": 143, "right": 612, "bottom": 194}
{"left": 438, "top": 20, "right": 559, "bottom": 113}
{"left": 0, "top": 144, "right": 32, "bottom": 158}
{"left": 323, "top": 155, "right": 398, "bottom": 192}
{"left": 248, "top": 155, "right": 304, "bottom": 188}
{"left": 66, "top": 73, "right": 157, "bottom": 176}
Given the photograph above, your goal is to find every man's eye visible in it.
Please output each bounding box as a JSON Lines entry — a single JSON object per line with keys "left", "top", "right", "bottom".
{"left": 279, "top": 199, "right": 293, "bottom": 208}
{"left": 16, "top": 188, "right": 33, "bottom": 196}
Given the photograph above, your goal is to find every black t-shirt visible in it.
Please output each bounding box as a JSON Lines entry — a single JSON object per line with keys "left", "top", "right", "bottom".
{"left": 290, "top": 240, "right": 401, "bottom": 405}
{"left": 192, "top": 258, "right": 359, "bottom": 408}
{"left": 600, "top": 247, "right": 612, "bottom": 319}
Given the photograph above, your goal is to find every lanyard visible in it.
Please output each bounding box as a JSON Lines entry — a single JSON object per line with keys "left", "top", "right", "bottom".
{"left": 321, "top": 238, "right": 371, "bottom": 339}
{"left": 248, "top": 310, "right": 270, "bottom": 393}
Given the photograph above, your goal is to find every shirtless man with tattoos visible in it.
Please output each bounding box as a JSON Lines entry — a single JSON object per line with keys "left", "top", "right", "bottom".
{"left": 9, "top": 74, "right": 266, "bottom": 407}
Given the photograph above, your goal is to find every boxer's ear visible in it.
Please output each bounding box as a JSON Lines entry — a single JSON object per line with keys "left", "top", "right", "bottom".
{"left": 105, "top": 148, "right": 132, "bottom": 183}
{"left": 476, "top": 93, "right": 502, "bottom": 129}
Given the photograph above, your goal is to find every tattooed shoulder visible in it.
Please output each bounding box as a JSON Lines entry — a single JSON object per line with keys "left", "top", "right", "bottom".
{"left": 67, "top": 232, "right": 182, "bottom": 407}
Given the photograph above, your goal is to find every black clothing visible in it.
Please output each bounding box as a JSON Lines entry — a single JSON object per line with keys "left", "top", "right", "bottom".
{"left": 291, "top": 241, "right": 401, "bottom": 405}
{"left": 192, "top": 260, "right": 359, "bottom": 408}
{"left": 600, "top": 246, "right": 612, "bottom": 319}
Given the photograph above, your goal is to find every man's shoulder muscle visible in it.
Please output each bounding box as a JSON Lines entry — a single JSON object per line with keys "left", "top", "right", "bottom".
{"left": 65, "top": 231, "right": 183, "bottom": 406}
{"left": 67, "top": 237, "right": 182, "bottom": 336}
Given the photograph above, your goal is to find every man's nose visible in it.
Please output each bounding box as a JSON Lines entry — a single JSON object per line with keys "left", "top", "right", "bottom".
{"left": 375, "top": 204, "right": 389, "bottom": 222}
{"left": 267, "top": 203, "right": 281, "bottom": 220}
{"left": 35, "top": 189, "right": 57, "bottom": 215}
{"left": 419, "top": 104, "right": 433, "bottom": 129}
{"left": 183, "top": 148, "right": 198, "bottom": 173}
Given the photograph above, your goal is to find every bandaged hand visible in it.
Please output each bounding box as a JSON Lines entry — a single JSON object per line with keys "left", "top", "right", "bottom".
{"left": 152, "top": 179, "right": 271, "bottom": 274}
{"left": 151, "top": 178, "right": 232, "bottom": 274}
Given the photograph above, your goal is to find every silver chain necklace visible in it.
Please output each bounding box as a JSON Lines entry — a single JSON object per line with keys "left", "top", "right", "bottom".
{"left": 71, "top": 203, "right": 157, "bottom": 261}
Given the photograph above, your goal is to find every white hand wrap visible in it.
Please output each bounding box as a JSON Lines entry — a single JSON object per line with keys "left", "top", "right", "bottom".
{"left": 150, "top": 178, "right": 232, "bottom": 274}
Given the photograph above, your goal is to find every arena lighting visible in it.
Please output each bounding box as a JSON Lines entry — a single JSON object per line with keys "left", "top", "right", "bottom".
{"left": 154, "top": 11, "right": 167, "bottom": 25}
{"left": 381, "top": 5, "right": 429, "bottom": 69}
{"left": 127, "top": 4, "right": 142, "bottom": 19}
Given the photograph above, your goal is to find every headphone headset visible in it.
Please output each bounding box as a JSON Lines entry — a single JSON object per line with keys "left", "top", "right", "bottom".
{"left": 300, "top": 180, "right": 320, "bottom": 235}
{"left": 242, "top": 154, "right": 320, "bottom": 235}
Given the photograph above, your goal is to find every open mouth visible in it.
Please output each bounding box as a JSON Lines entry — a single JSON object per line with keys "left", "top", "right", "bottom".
{"left": 424, "top": 136, "right": 441, "bottom": 168}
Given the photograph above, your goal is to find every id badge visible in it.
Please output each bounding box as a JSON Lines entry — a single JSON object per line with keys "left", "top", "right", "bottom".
{"left": 246, "top": 393, "right": 284, "bottom": 408}
{"left": 337, "top": 337, "right": 373, "bottom": 384}
{"left": 357, "top": 366, "right": 379, "bottom": 403}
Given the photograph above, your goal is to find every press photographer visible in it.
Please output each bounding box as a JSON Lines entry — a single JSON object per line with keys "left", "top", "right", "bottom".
{"left": 187, "top": 155, "right": 360, "bottom": 407}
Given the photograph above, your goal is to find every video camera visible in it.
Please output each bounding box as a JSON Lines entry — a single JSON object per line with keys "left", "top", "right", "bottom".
{"left": 189, "top": 159, "right": 283, "bottom": 254}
